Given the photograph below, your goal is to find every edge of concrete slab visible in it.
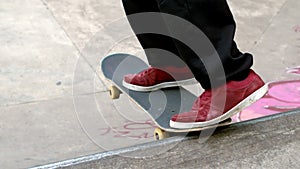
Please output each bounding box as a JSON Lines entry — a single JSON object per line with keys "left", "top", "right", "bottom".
{"left": 30, "top": 137, "right": 194, "bottom": 169}
{"left": 31, "top": 109, "right": 300, "bottom": 169}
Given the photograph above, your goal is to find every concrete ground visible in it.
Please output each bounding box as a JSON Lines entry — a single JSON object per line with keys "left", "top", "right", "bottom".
{"left": 0, "top": 0, "right": 299, "bottom": 168}
{"left": 61, "top": 110, "right": 300, "bottom": 169}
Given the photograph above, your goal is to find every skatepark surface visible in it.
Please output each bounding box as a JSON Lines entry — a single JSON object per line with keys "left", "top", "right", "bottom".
{"left": 1, "top": 0, "right": 300, "bottom": 168}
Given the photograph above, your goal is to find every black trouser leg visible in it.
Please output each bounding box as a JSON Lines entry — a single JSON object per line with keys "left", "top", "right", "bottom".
{"left": 156, "top": 0, "right": 252, "bottom": 89}
{"left": 121, "top": 0, "right": 188, "bottom": 68}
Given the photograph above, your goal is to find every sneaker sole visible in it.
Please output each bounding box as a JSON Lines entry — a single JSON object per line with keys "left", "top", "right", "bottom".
{"left": 122, "top": 78, "right": 198, "bottom": 92}
{"left": 169, "top": 83, "right": 268, "bottom": 129}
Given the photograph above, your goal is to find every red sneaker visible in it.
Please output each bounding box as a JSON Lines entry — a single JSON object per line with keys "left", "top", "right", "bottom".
{"left": 123, "top": 66, "right": 196, "bottom": 91}
{"left": 170, "top": 70, "right": 266, "bottom": 129}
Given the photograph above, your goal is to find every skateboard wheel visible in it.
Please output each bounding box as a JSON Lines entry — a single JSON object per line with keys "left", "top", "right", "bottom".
{"left": 109, "top": 86, "right": 121, "bottom": 99}
{"left": 154, "top": 128, "right": 169, "bottom": 140}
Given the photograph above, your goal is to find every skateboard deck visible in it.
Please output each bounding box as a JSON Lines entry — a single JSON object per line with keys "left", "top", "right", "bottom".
{"left": 100, "top": 53, "right": 300, "bottom": 140}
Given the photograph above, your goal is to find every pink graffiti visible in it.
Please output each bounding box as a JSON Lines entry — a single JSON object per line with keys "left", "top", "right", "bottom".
{"left": 99, "top": 120, "right": 157, "bottom": 139}
{"left": 286, "top": 66, "right": 300, "bottom": 75}
{"left": 293, "top": 25, "right": 300, "bottom": 32}
{"left": 233, "top": 80, "right": 300, "bottom": 121}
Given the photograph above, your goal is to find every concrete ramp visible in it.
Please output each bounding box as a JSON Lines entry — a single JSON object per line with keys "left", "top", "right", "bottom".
{"left": 33, "top": 110, "right": 300, "bottom": 169}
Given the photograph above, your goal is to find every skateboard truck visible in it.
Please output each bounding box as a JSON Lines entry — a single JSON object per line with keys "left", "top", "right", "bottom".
{"left": 109, "top": 85, "right": 122, "bottom": 99}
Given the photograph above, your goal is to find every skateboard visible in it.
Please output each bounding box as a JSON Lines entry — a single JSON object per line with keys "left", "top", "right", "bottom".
{"left": 100, "top": 53, "right": 300, "bottom": 140}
